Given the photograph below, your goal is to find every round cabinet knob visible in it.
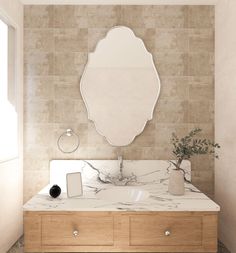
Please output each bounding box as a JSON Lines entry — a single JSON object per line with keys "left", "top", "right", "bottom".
{"left": 164, "top": 230, "right": 171, "bottom": 236}
{"left": 73, "top": 230, "right": 79, "bottom": 237}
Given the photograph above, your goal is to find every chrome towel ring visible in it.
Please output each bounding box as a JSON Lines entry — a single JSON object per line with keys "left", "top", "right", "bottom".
{"left": 57, "top": 129, "right": 80, "bottom": 153}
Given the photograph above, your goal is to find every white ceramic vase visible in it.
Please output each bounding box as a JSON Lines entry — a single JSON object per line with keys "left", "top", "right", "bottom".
{"left": 168, "top": 169, "right": 185, "bottom": 196}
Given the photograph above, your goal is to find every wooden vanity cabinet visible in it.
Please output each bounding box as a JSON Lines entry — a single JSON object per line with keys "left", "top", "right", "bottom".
{"left": 24, "top": 211, "right": 218, "bottom": 253}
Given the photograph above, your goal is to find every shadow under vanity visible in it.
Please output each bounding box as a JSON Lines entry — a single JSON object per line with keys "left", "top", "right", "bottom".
{"left": 23, "top": 22, "right": 219, "bottom": 253}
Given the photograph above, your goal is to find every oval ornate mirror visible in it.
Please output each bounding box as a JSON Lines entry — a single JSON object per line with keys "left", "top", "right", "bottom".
{"left": 80, "top": 26, "right": 161, "bottom": 146}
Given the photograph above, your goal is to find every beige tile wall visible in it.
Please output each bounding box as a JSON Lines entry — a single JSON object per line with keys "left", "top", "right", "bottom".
{"left": 23, "top": 5, "right": 215, "bottom": 202}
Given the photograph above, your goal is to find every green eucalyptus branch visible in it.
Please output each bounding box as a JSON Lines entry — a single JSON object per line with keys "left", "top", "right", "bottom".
{"left": 170, "top": 128, "right": 220, "bottom": 170}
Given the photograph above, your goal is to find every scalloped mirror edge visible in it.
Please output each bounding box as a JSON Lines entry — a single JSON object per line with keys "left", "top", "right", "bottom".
{"left": 80, "top": 26, "right": 161, "bottom": 146}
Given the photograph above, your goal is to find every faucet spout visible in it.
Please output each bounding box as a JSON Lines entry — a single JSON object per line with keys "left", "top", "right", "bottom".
{"left": 118, "top": 155, "right": 123, "bottom": 172}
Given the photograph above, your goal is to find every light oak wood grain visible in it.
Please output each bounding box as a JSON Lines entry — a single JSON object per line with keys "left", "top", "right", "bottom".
{"left": 24, "top": 214, "right": 42, "bottom": 252}
{"left": 130, "top": 214, "right": 202, "bottom": 246}
{"left": 42, "top": 215, "right": 114, "bottom": 246}
{"left": 24, "top": 211, "right": 218, "bottom": 252}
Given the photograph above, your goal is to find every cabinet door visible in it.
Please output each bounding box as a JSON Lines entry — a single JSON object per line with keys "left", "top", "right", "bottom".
{"left": 130, "top": 214, "right": 202, "bottom": 246}
{"left": 42, "top": 215, "right": 114, "bottom": 246}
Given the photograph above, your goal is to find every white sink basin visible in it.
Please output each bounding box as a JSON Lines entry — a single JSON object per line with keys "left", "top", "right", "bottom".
{"left": 96, "top": 187, "right": 149, "bottom": 203}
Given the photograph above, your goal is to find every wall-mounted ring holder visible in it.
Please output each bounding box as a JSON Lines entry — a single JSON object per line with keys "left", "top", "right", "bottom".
{"left": 57, "top": 129, "right": 80, "bottom": 153}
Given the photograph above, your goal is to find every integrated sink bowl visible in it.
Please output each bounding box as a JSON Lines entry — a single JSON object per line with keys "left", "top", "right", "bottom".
{"left": 96, "top": 187, "right": 150, "bottom": 203}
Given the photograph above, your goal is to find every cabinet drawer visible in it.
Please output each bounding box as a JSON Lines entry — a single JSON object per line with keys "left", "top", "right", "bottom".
{"left": 42, "top": 215, "right": 114, "bottom": 246}
{"left": 130, "top": 215, "right": 202, "bottom": 246}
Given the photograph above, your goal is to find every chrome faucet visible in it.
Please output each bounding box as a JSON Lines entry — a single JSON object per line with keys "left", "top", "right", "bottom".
{"left": 105, "top": 156, "right": 137, "bottom": 186}
{"left": 84, "top": 157, "right": 137, "bottom": 186}
{"left": 118, "top": 155, "right": 123, "bottom": 174}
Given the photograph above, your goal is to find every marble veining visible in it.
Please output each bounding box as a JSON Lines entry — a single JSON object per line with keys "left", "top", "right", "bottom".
{"left": 23, "top": 160, "right": 219, "bottom": 212}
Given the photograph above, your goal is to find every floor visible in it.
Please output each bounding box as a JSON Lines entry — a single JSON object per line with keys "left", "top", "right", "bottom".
{"left": 7, "top": 236, "right": 231, "bottom": 253}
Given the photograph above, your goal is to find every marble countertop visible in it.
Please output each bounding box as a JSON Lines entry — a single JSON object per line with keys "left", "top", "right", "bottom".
{"left": 23, "top": 182, "right": 220, "bottom": 212}
{"left": 23, "top": 160, "right": 220, "bottom": 212}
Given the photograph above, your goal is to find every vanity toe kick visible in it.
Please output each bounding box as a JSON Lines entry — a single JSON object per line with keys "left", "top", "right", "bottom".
{"left": 24, "top": 211, "right": 218, "bottom": 252}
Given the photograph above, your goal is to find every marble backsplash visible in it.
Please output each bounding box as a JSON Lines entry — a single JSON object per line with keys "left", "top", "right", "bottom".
{"left": 49, "top": 159, "right": 191, "bottom": 191}
{"left": 23, "top": 160, "right": 220, "bottom": 212}
{"left": 23, "top": 5, "right": 215, "bottom": 202}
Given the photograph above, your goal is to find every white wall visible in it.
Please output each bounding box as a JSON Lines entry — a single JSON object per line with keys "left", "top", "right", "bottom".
{"left": 0, "top": 0, "right": 23, "bottom": 252}
{"left": 215, "top": 0, "right": 236, "bottom": 252}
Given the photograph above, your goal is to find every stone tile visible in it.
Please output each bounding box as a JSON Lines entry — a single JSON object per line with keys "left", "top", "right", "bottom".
{"left": 188, "top": 6, "right": 214, "bottom": 28}
{"left": 54, "top": 99, "right": 77, "bottom": 124}
{"left": 24, "top": 123, "right": 54, "bottom": 146}
{"left": 24, "top": 29, "right": 54, "bottom": 52}
{"left": 23, "top": 170, "right": 49, "bottom": 202}
{"left": 189, "top": 83, "right": 214, "bottom": 100}
{"left": 54, "top": 5, "right": 77, "bottom": 28}
{"left": 122, "top": 5, "right": 188, "bottom": 28}
{"left": 120, "top": 147, "right": 143, "bottom": 160}
{"left": 74, "top": 100, "right": 89, "bottom": 123}
{"left": 24, "top": 52, "right": 54, "bottom": 76}
{"left": 24, "top": 100, "right": 54, "bottom": 124}
{"left": 132, "top": 122, "right": 156, "bottom": 147}
{"left": 189, "top": 29, "right": 214, "bottom": 52}
{"left": 23, "top": 5, "right": 215, "bottom": 199}
{"left": 88, "top": 28, "right": 108, "bottom": 52}
{"left": 87, "top": 122, "right": 108, "bottom": 146}
{"left": 87, "top": 5, "right": 121, "bottom": 17}
{"left": 133, "top": 28, "right": 156, "bottom": 52}
{"left": 54, "top": 99, "right": 87, "bottom": 124}
{"left": 24, "top": 5, "right": 54, "bottom": 28}
{"left": 192, "top": 170, "right": 214, "bottom": 183}
{"left": 154, "top": 123, "right": 189, "bottom": 147}
{"left": 53, "top": 148, "right": 76, "bottom": 159}
{"left": 154, "top": 100, "right": 188, "bottom": 124}
{"left": 188, "top": 123, "right": 215, "bottom": 139}
{"left": 54, "top": 76, "right": 81, "bottom": 99}
{"left": 139, "top": 147, "right": 158, "bottom": 159}
{"left": 151, "top": 6, "right": 188, "bottom": 28}
{"left": 24, "top": 145, "right": 53, "bottom": 171}
{"left": 88, "top": 16, "right": 121, "bottom": 29}
{"left": 87, "top": 6, "right": 122, "bottom": 29}
{"left": 191, "top": 154, "right": 215, "bottom": 171}
{"left": 75, "top": 5, "right": 89, "bottom": 16}
{"left": 188, "top": 76, "right": 214, "bottom": 86}
{"left": 155, "top": 29, "right": 188, "bottom": 53}
{"left": 160, "top": 77, "right": 188, "bottom": 100}
{"left": 121, "top": 6, "right": 155, "bottom": 28}
{"left": 140, "top": 146, "right": 172, "bottom": 160}
{"left": 75, "top": 146, "right": 119, "bottom": 160}
{"left": 188, "top": 53, "right": 214, "bottom": 76}
{"left": 54, "top": 28, "right": 88, "bottom": 52}
{"left": 24, "top": 76, "right": 54, "bottom": 100}
{"left": 54, "top": 52, "right": 87, "bottom": 76}
{"left": 154, "top": 53, "right": 188, "bottom": 76}
{"left": 188, "top": 100, "right": 214, "bottom": 123}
